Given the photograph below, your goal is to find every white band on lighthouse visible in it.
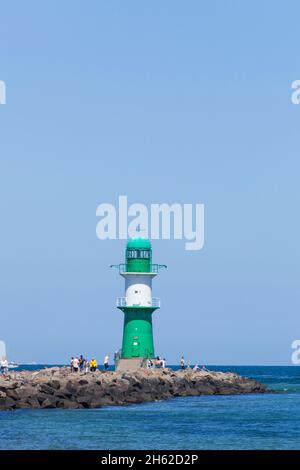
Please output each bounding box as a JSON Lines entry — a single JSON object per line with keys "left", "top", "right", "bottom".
{"left": 125, "top": 274, "right": 153, "bottom": 307}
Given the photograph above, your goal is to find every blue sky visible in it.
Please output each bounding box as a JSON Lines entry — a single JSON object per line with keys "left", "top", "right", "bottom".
{"left": 0, "top": 1, "right": 299, "bottom": 364}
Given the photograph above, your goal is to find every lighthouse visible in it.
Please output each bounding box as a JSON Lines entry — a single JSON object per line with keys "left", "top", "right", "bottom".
{"left": 111, "top": 238, "right": 166, "bottom": 371}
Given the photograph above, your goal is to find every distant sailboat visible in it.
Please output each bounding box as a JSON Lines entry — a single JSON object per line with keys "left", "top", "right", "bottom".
{"left": 0, "top": 340, "right": 18, "bottom": 371}
{"left": 0, "top": 340, "right": 6, "bottom": 363}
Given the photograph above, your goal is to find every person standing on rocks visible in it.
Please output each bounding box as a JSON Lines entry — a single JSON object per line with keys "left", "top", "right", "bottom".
{"left": 79, "top": 355, "right": 84, "bottom": 372}
{"left": 0, "top": 358, "right": 8, "bottom": 374}
{"left": 73, "top": 357, "right": 79, "bottom": 372}
{"left": 84, "top": 358, "right": 89, "bottom": 373}
{"left": 180, "top": 355, "right": 186, "bottom": 370}
{"left": 147, "top": 358, "right": 154, "bottom": 369}
{"left": 89, "top": 358, "right": 97, "bottom": 372}
{"left": 104, "top": 354, "right": 109, "bottom": 371}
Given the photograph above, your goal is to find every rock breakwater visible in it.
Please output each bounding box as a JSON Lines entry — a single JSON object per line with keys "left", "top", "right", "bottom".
{"left": 0, "top": 367, "right": 268, "bottom": 411}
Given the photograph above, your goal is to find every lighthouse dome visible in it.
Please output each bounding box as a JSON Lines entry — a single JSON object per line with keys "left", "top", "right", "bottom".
{"left": 126, "top": 238, "right": 151, "bottom": 250}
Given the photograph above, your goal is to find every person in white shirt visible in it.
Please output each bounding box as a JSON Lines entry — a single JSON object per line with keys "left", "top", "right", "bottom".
{"left": 147, "top": 358, "right": 153, "bottom": 369}
{"left": 0, "top": 359, "right": 8, "bottom": 374}
{"left": 72, "top": 357, "right": 79, "bottom": 372}
{"left": 104, "top": 354, "right": 109, "bottom": 371}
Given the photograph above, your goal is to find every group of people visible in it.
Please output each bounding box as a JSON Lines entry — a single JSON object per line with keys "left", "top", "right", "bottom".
{"left": 146, "top": 356, "right": 166, "bottom": 369}
{"left": 69, "top": 353, "right": 204, "bottom": 373}
{"left": 181, "top": 355, "right": 206, "bottom": 371}
{"left": 70, "top": 354, "right": 110, "bottom": 373}
{"left": 145, "top": 355, "right": 206, "bottom": 370}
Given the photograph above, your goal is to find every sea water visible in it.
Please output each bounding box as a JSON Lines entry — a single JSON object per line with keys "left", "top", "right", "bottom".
{"left": 0, "top": 365, "right": 300, "bottom": 450}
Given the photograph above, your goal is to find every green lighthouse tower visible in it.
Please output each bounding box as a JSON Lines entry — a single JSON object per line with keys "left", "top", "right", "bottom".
{"left": 111, "top": 238, "right": 166, "bottom": 370}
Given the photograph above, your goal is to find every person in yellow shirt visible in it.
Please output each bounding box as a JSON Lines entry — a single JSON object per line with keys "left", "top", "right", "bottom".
{"left": 89, "top": 358, "right": 98, "bottom": 372}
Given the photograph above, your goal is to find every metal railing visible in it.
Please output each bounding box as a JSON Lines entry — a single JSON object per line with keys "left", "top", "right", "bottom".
{"left": 111, "top": 263, "right": 167, "bottom": 274}
{"left": 116, "top": 297, "right": 160, "bottom": 308}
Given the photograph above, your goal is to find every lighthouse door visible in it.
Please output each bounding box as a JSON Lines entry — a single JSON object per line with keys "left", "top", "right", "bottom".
{"left": 132, "top": 337, "right": 140, "bottom": 357}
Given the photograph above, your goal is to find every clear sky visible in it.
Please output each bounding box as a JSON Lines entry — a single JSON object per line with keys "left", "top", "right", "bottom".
{"left": 0, "top": 1, "right": 299, "bottom": 365}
